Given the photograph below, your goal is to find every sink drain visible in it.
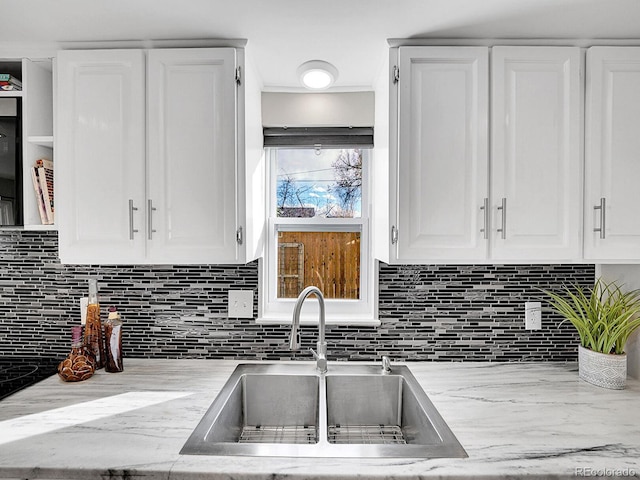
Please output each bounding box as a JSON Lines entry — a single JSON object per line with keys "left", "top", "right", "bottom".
{"left": 328, "top": 424, "right": 407, "bottom": 445}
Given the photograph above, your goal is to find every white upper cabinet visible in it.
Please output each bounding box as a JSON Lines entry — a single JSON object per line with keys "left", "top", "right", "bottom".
{"left": 57, "top": 47, "right": 248, "bottom": 264}
{"left": 56, "top": 49, "right": 147, "bottom": 263}
{"left": 388, "top": 45, "right": 583, "bottom": 264}
{"left": 393, "top": 46, "right": 489, "bottom": 262}
{"left": 584, "top": 47, "right": 640, "bottom": 261}
{"left": 146, "top": 48, "right": 238, "bottom": 264}
{"left": 491, "top": 47, "right": 582, "bottom": 261}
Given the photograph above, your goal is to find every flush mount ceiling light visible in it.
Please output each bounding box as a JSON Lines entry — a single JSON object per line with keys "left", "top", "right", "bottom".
{"left": 297, "top": 60, "right": 338, "bottom": 90}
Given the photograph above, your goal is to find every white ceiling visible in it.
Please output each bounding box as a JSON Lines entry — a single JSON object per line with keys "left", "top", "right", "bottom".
{"left": 3, "top": 0, "right": 640, "bottom": 91}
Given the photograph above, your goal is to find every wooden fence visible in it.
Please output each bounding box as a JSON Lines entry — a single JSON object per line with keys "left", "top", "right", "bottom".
{"left": 278, "top": 231, "right": 360, "bottom": 299}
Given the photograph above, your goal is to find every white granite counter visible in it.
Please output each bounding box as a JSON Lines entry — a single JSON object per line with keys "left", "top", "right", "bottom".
{"left": 0, "top": 359, "right": 638, "bottom": 480}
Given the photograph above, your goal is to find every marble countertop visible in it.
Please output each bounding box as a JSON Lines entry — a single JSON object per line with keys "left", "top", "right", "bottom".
{"left": 0, "top": 359, "right": 638, "bottom": 480}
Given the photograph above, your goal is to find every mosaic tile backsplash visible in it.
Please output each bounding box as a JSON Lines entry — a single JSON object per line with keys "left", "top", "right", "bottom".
{"left": 0, "top": 231, "right": 594, "bottom": 361}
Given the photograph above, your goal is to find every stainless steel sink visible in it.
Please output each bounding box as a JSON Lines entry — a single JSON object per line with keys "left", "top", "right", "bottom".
{"left": 326, "top": 374, "right": 444, "bottom": 447}
{"left": 205, "top": 373, "right": 319, "bottom": 444}
{"left": 180, "top": 362, "right": 467, "bottom": 458}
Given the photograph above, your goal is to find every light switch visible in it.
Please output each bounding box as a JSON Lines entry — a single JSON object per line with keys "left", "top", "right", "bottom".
{"left": 525, "top": 301, "right": 542, "bottom": 330}
{"left": 228, "top": 290, "right": 254, "bottom": 318}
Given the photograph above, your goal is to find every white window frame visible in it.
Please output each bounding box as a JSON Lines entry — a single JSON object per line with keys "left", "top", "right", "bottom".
{"left": 258, "top": 147, "right": 379, "bottom": 325}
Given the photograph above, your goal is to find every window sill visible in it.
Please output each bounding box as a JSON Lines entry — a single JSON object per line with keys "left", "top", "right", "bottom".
{"left": 256, "top": 316, "right": 381, "bottom": 327}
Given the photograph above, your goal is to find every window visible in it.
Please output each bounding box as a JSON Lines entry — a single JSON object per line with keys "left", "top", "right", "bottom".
{"left": 260, "top": 130, "right": 377, "bottom": 324}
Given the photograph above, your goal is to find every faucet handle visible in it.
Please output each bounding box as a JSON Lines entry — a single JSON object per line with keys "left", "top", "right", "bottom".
{"left": 311, "top": 346, "right": 328, "bottom": 373}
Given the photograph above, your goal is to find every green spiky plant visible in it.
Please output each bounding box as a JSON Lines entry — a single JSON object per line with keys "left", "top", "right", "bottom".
{"left": 543, "top": 278, "right": 640, "bottom": 355}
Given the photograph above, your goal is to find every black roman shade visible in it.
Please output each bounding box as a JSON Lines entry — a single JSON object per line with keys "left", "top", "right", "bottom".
{"left": 263, "top": 127, "right": 374, "bottom": 148}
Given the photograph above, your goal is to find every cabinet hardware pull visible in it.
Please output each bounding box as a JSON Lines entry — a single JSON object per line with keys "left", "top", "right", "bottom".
{"left": 496, "top": 197, "right": 506, "bottom": 239}
{"left": 128, "top": 199, "right": 139, "bottom": 240}
{"left": 593, "top": 197, "right": 606, "bottom": 239}
{"left": 480, "top": 197, "right": 489, "bottom": 239}
{"left": 391, "top": 225, "right": 398, "bottom": 245}
{"left": 147, "top": 199, "right": 157, "bottom": 240}
{"left": 236, "top": 227, "right": 243, "bottom": 245}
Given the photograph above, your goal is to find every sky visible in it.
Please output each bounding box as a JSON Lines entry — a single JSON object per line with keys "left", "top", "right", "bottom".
{"left": 275, "top": 148, "right": 362, "bottom": 217}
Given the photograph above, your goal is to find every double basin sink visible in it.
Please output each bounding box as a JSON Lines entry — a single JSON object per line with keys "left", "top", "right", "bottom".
{"left": 181, "top": 362, "right": 467, "bottom": 458}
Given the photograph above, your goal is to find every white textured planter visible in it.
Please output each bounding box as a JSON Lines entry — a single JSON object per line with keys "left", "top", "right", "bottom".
{"left": 578, "top": 345, "right": 627, "bottom": 390}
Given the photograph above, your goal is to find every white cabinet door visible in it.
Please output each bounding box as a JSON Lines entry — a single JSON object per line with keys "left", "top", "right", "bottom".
{"left": 393, "top": 47, "right": 489, "bottom": 262}
{"left": 56, "top": 50, "right": 146, "bottom": 264}
{"left": 146, "top": 48, "right": 239, "bottom": 263}
{"left": 585, "top": 47, "right": 640, "bottom": 261}
{"left": 491, "top": 47, "right": 582, "bottom": 261}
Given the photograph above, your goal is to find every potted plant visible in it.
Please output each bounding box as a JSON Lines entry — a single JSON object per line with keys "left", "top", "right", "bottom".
{"left": 543, "top": 278, "right": 640, "bottom": 390}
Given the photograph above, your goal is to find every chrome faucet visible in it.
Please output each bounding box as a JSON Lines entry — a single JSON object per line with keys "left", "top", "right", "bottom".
{"left": 290, "top": 286, "right": 327, "bottom": 373}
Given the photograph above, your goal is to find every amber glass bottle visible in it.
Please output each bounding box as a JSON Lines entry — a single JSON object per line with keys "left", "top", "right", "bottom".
{"left": 58, "top": 325, "right": 95, "bottom": 382}
{"left": 84, "top": 279, "right": 105, "bottom": 369}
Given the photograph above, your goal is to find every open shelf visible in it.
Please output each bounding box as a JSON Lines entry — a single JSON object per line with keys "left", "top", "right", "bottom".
{"left": 0, "top": 224, "right": 57, "bottom": 232}
{"left": 22, "top": 58, "right": 54, "bottom": 229}
{"left": 27, "top": 135, "right": 53, "bottom": 148}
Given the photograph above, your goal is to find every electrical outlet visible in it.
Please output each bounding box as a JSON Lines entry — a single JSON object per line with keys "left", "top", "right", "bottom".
{"left": 525, "top": 301, "right": 542, "bottom": 330}
{"left": 228, "top": 290, "right": 254, "bottom": 318}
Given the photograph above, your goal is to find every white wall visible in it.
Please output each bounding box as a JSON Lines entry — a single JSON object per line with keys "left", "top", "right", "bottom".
{"left": 261, "top": 91, "right": 374, "bottom": 127}
{"left": 372, "top": 50, "right": 390, "bottom": 264}
{"left": 598, "top": 264, "right": 640, "bottom": 379}
{"left": 242, "top": 48, "right": 266, "bottom": 261}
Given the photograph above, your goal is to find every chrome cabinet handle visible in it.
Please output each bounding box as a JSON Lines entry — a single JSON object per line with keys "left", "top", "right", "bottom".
{"left": 147, "top": 199, "right": 157, "bottom": 240}
{"left": 594, "top": 197, "right": 606, "bottom": 239}
{"left": 496, "top": 197, "right": 506, "bottom": 239}
{"left": 480, "top": 197, "right": 489, "bottom": 239}
{"left": 236, "top": 226, "right": 243, "bottom": 245}
{"left": 128, "top": 199, "right": 139, "bottom": 240}
{"left": 391, "top": 225, "right": 398, "bottom": 245}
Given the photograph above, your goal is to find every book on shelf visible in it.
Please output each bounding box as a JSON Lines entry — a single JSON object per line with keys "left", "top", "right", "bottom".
{"left": 0, "top": 74, "right": 22, "bottom": 91}
{"left": 30, "top": 167, "right": 49, "bottom": 224}
{"left": 0, "top": 83, "right": 21, "bottom": 91}
{"left": 30, "top": 158, "right": 54, "bottom": 224}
